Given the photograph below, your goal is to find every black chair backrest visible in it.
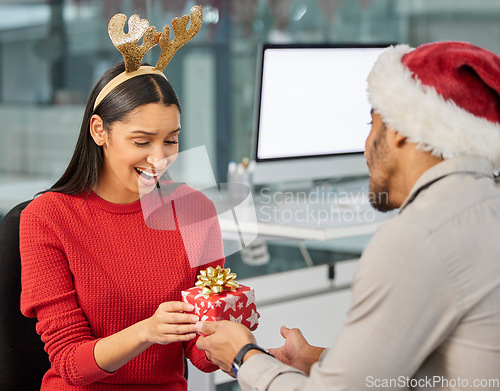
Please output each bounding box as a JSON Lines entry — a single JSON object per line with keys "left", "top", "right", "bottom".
{"left": 0, "top": 200, "right": 50, "bottom": 390}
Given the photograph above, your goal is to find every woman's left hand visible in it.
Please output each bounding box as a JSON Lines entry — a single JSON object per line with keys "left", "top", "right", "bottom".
{"left": 142, "top": 301, "right": 200, "bottom": 345}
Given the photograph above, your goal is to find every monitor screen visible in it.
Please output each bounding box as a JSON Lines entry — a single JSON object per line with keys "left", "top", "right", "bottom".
{"left": 252, "top": 43, "right": 390, "bottom": 186}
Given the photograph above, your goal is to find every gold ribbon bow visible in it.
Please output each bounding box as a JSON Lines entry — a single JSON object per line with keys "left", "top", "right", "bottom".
{"left": 195, "top": 266, "right": 240, "bottom": 295}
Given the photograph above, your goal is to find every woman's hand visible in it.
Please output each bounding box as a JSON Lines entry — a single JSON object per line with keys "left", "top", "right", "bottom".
{"left": 94, "top": 301, "right": 199, "bottom": 373}
{"left": 143, "top": 301, "right": 200, "bottom": 345}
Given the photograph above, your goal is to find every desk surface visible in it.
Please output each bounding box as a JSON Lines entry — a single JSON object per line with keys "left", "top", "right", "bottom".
{"left": 218, "top": 183, "right": 396, "bottom": 241}
{"left": 219, "top": 216, "right": 387, "bottom": 241}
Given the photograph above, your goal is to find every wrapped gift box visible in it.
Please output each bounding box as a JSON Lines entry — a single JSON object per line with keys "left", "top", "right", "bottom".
{"left": 182, "top": 284, "right": 259, "bottom": 331}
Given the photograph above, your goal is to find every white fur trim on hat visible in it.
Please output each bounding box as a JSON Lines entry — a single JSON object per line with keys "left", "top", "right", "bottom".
{"left": 367, "top": 44, "right": 500, "bottom": 170}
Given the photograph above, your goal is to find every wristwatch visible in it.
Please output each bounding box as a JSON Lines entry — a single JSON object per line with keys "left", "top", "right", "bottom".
{"left": 232, "top": 343, "right": 273, "bottom": 376}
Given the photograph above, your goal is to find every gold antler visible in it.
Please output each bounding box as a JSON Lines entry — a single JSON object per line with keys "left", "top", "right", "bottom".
{"left": 155, "top": 6, "right": 203, "bottom": 71}
{"left": 108, "top": 14, "right": 161, "bottom": 73}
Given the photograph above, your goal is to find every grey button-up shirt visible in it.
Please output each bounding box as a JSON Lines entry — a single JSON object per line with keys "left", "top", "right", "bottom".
{"left": 238, "top": 156, "right": 500, "bottom": 390}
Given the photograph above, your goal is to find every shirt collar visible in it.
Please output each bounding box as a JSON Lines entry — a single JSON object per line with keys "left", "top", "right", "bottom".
{"left": 399, "top": 156, "right": 494, "bottom": 212}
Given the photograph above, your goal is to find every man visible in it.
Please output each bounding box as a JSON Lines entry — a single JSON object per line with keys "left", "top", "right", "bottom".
{"left": 195, "top": 41, "right": 500, "bottom": 390}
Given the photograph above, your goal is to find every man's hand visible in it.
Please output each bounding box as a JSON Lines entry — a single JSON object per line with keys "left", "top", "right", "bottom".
{"left": 195, "top": 321, "right": 256, "bottom": 373}
{"left": 268, "top": 326, "right": 325, "bottom": 375}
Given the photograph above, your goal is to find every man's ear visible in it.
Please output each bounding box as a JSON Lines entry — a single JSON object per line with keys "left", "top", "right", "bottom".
{"left": 387, "top": 127, "right": 407, "bottom": 149}
{"left": 90, "top": 114, "right": 106, "bottom": 146}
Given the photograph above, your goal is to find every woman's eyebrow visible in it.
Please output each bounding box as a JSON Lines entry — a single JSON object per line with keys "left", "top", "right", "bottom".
{"left": 130, "top": 130, "right": 158, "bottom": 136}
{"left": 129, "top": 128, "right": 180, "bottom": 136}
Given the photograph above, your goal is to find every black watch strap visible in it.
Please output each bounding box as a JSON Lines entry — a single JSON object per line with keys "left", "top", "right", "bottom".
{"left": 232, "top": 343, "right": 273, "bottom": 376}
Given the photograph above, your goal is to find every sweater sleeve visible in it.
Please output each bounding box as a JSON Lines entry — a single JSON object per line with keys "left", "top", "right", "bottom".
{"left": 183, "top": 335, "right": 219, "bottom": 373}
{"left": 20, "top": 209, "right": 112, "bottom": 386}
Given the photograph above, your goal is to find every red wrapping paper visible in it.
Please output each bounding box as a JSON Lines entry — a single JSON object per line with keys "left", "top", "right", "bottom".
{"left": 182, "top": 285, "right": 259, "bottom": 331}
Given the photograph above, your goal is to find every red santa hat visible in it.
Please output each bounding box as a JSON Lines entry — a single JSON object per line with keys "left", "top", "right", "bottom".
{"left": 367, "top": 41, "right": 500, "bottom": 170}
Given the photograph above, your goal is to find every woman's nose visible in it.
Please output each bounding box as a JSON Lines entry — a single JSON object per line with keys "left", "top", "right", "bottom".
{"left": 146, "top": 156, "right": 168, "bottom": 170}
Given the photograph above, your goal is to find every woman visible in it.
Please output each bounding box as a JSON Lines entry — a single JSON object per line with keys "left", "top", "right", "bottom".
{"left": 19, "top": 60, "right": 224, "bottom": 390}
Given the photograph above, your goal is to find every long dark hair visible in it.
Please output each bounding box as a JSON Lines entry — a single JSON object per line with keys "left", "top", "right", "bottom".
{"left": 47, "top": 62, "right": 181, "bottom": 195}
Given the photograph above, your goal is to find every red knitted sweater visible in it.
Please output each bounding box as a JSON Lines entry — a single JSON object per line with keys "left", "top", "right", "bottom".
{"left": 20, "top": 188, "right": 223, "bottom": 390}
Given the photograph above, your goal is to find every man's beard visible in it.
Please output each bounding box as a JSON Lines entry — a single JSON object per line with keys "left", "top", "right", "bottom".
{"left": 368, "top": 177, "right": 395, "bottom": 212}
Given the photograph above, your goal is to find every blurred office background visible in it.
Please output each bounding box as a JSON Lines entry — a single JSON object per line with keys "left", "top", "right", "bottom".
{"left": 0, "top": 0, "right": 499, "bottom": 204}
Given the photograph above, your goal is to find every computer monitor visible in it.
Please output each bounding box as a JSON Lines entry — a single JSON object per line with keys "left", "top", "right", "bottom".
{"left": 251, "top": 43, "right": 391, "bottom": 188}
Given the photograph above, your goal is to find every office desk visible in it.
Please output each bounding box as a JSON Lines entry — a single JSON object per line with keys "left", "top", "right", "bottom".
{"left": 215, "top": 182, "right": 396, "bottom": 271}
{"left": 220, "top": 215, "right": 385, "bottom": 241}
{"left": 218, "top": 184, "right": 395, "bottom": 241}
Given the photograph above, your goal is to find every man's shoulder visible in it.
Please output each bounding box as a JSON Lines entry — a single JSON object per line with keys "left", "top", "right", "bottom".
{"left": 360, "top": 174, "right": 500, "bottom": 276}
{"left": 367, "top": 174, "right": 500, "bottom": 253}
{"left": 355, "top": 214, "right": 451, "bottom": 297}
{"left": 401, "top": 174, "right": 500, "bottom": 231}
{"left": 366, "top": 214, "right": 431, "bottom": 254}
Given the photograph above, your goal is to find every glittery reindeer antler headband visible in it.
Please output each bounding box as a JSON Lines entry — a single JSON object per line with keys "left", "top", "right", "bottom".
{"left": 93, "top": 5, "right": 203, "bottom": 110}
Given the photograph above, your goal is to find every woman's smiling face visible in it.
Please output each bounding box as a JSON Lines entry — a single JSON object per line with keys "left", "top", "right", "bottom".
{"left": 90, "top": 102, "right": 180, "bottom": 204}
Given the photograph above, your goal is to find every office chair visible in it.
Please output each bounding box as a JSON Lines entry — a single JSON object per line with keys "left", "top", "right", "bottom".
{"left": 0, "top": 200, "right": 50, "bottom": 390}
